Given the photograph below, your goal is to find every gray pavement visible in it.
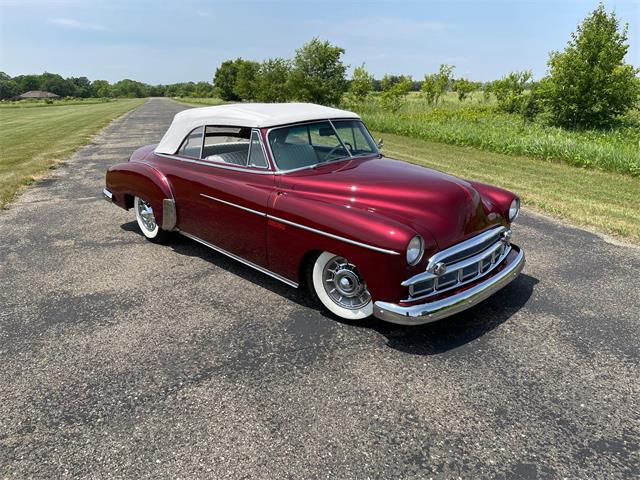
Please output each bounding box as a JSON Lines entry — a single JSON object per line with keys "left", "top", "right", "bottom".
{"left": 1, "top": 98, "right": 638, "bottom": 479}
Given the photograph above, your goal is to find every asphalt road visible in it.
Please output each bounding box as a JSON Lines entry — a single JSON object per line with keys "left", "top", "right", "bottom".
{"left": 1, "top": 98, "right": 638, "bottom": 479}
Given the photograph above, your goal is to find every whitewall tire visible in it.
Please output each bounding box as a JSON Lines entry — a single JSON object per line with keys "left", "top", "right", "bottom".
{"left": 310, "top": 252, "right": 373, "bottom": 320}
{"left": 134, "top": 196, "right": 165, "bottom": 242}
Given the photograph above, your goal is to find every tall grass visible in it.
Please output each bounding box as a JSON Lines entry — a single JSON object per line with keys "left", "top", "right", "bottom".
{"left": 356, "top": 93, "right": 640, "bottom": 177}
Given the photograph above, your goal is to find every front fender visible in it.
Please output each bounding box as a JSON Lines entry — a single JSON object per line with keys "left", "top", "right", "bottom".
{"left": 267, "top": 193, "right": 423, "bottom": 301}
{"left": 105, "top": 161, "right": 176, "bottom": 229}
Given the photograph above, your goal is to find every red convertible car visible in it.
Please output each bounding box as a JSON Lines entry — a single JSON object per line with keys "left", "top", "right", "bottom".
{"left": 103, "top": 103, "right": 525, "bottom": 325}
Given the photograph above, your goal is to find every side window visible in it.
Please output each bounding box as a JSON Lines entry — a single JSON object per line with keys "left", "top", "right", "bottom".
{"left": 178, "top": 126, "right": 203, "bottom": 158}
{"left": 247, "top": 131, "right": 268, "bottom": 168}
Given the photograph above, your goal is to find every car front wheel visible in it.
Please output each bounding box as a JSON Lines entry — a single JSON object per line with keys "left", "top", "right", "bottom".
{"left": 309, "top": 251, "right": 373, "bottom": 320}
{"left": 134, "top": 196, "right": 168, "bottom": 243}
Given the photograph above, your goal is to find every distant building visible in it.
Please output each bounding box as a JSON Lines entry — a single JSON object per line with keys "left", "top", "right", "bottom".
{"left": 17, "top": 90, "right": 60, "bottom": 99}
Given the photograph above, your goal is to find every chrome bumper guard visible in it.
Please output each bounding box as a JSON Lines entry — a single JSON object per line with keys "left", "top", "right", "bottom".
{"left": 102, "top": 188, "right": 113, "bottom": 202}
{"left": 373, "top": 247, "right": 525, "bottom": 326}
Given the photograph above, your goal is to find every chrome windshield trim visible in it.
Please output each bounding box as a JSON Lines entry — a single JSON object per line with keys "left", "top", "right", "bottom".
{"left": 180, "top": 231, "right": 298, "bottom": 288}
{"left": 265, "top": 118, "right": 379, "bottom": 174}
{"left": 156, "top": 153, "right": 276, "bottom": 175}
{"left": 200, "top": 193, "right": 266, "bottom": 217}
{"left": 266, "top": 214, "right": 401, "bottom": 256}
{"left": 426, "top": 226, "right": 508, "bottom": 271}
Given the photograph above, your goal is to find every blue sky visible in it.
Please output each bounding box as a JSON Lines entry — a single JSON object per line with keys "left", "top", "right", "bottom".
{"left": 1, "top": 0, "right": 638, "bottom": 84}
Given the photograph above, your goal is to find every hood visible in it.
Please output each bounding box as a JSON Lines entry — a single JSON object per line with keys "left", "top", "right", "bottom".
{"left": 280, "top": 156, "right": 502, "bottom": 250}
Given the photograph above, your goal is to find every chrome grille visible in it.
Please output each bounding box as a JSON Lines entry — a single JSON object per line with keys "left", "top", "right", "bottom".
{"left": 403, "top": 226, "right": 511, "bottom": 301}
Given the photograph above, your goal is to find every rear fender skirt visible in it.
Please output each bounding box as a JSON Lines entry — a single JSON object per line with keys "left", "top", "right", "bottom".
{"left": 105, "top": 161, "right": 177, "bottom": 230}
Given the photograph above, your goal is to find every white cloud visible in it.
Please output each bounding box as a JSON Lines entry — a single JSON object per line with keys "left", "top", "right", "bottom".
{"left": 48, "top": 18, "right": 109, "bottom": 31}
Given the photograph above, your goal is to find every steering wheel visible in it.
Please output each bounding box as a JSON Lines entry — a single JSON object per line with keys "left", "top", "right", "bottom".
{"left": 324, "top": 143, "right": 347, "bottom": 161}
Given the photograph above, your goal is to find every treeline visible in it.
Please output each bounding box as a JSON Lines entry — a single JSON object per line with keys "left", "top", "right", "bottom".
{"left": 0, "top": 72, "right": 215, "bottom": 100}
{"left": 212, "top": 4, "right": 638, "bottom": 129}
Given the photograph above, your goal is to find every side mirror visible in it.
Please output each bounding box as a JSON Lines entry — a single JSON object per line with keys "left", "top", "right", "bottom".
{"left": 377, "top": 138, "right": 384, "bottom": 149}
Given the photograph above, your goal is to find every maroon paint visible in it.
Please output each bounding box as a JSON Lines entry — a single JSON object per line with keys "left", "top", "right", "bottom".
{"left": 105, "top": 140, "right": 518, "bottom": 304}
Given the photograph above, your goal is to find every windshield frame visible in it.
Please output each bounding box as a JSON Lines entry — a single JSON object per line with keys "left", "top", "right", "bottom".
{"left": 266, "top": 118, "right": 380, "bottom": 174}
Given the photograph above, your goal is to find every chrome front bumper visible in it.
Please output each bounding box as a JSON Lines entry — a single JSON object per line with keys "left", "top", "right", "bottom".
{"left": 373, "top": 247, "right": 525, "bottom": 326}
{"left": 102, "top": 188, "right": 113, "bottom": 202}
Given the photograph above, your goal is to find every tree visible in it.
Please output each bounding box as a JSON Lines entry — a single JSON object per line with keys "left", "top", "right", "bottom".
{"left": 542, "top": 3, "right": 640, "bottom": 128}
{"left": 493, "top": 71, "right": 532, "bottom": 113}
{"left": 349, "top": 63, "right": 374, "bottom": 102}
{"left": 253, "top": 58, "right": 292, "bottom": 102}
{"left": 234, "top": 60, "right": 260, "bottom": 101}
{"left": 39, "top": 72, "right": 75, "bottom": 97}
{"left": 0, "top": 75, "right": 19, "bottom": 99}
{"left": 213, "top": 59, "right": 241, "bottom": 101}
{"left": 380, "top": 75, "right": 412, "bottom": 112}
{"left": 453, "top": 78, "right": 477, "bottom": 102}
{"left": 421, "top": 64, "right": 454, "bottom": 105}
{"left": 194, "top": 81, "right": 214, "bottom": 98}
{"left": 91, "top": 80, "right": 111, "bottom": 97}
{"left": 110, "top": 79, "right": 148, "bottom": 98}
{"left": 287, "top": 38, "right": 347, "bottom": 105}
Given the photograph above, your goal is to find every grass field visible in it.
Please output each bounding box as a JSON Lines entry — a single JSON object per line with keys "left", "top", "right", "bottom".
{"left": 359, "top": 93, "right": 640, "bottom": 177}
{"left": 376, "top": 131, "right": 640, "bottom": 244}
{"left": 0, "top": 99, "right": 144, "bottom": 206}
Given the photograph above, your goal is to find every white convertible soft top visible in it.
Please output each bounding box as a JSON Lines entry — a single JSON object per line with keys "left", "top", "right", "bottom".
{"left": 154, "top": 103, "right": 360, "bottom": 154}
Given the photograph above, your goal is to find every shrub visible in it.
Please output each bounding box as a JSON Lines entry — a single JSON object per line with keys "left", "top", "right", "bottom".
{"left": 349, "top": 63, "right": 374, "bottom": 102}
{"left": 453, "top": 78, "right": 477, "bottom": 102}
{"left": 542, "top": 3, "right": 640, "bottom": 128}
{"left": 380, "top": 75, "right": 412, "bottom": 112}
{"left": 421, "top": 64, "right": 454, "bottom": 105}
{"left": 493, "top": 71, "right": 532, "bottom": 113}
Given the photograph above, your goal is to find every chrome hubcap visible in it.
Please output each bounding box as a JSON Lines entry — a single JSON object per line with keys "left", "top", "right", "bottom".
{"left": 137, "top": 198, "right": 156, "bottom": 231}
{"left": 323, "top": 257, "right": 371, "bottom": 310}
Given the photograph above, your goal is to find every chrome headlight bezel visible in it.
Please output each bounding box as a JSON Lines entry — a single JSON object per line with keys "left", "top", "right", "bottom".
{"left": 406, "top": 235, "right": 424, "bottom": 266}
{"left": 508, "top": 197, "right": 520, "bottom": 222}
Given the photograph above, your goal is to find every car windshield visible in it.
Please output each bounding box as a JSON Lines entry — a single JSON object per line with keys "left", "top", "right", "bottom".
{"left": 267, "top": 119, "right": 379, "bottom": 171}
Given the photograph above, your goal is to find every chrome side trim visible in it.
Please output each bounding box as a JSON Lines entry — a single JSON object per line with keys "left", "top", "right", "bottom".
{"left": 102, "top": 188, "right": 113, "bottom": 202}
{"left": 200, "top": 193, "right": 266, "bottom": 217}
{"left": 426, "top": 226, "right": 507, "bottom": 271}
{"left": 162, "top": 198, "right": 177, "bottom": 230}
{"left": 196, "top": 193, "right": 400, "bottom": 256}
{"left": 374, "top": 247, "right": 525, "bottom": 326}
{"left": 266, "top": 215, "right": 401, "bottom": 256}
{"left": 179, "top": 231, "right": 299, "bottom": 288}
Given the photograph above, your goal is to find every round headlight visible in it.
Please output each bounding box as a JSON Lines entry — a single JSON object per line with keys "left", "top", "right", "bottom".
{"left": 406, "top": 235, "right": 424, "bottom": 266}
{"left": 509, "top": 197, "right": 520, "bottom": 222}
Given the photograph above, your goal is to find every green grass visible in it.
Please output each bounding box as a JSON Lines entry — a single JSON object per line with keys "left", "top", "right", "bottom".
{"left": 0, "top": 97, "right": 120, "bottom": 109}
{"left": 170, "top": 96, "right": 226, "bottom": 106}
{"left": 0, "top": 99, "right": 144, "bottom": 206}
{"left": 359, "top": 93, "right": 640, "bottom": 177}
{"left": 376, "top": 130, "right": 640, "bottom": 244}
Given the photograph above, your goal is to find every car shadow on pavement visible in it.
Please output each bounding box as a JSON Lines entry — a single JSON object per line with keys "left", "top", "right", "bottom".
{"left": 122, "top": 222, "right": 538, "bottom": 355}
{"left": 359, "top": 273, "right": 539, "bottom": 356}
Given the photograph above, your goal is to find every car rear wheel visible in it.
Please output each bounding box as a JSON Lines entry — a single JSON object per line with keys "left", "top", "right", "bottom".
{"left": 309, "top": 251, "right": 373, "bottom": 320}
{"left": 134, "top": 196, "right": 168, "bottom": 243}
